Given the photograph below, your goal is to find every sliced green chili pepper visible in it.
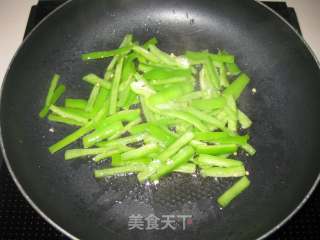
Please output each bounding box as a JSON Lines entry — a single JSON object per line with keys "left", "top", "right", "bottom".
{"left": 121, "top": 143, "right": 159, "bottom": 161}
{"left": 82, "top": 46, "right": 132, "bottom": 61}
{"left": 94, "top": 164, "right": 146, "bottom": 178}
{"left": 174, "top": 163, "right": 196, "bottom": 174}
{"left": 241, "top": 143, "right": 256, "bottom": 156}
{"left": 142, "top": 37, "right": 158, "bottom": 49}
{"left": 223, "top": 73, "right": 250, "bottom": 100}
{"left": 93, "top": 146, "right": 132, "bottom": 162}
{"left": 197, "top": 154, "right": 243, "bottom": 167}
{"left": 99, "top": 133, "right": 146, "bottom": 148}
{"left": 191, "top": 97, "right": 226, "bottom": 111}
{"left": 85, "top": 84, "right": 100, "bottom": 112}
{"left": 226, "top": 63, "right": 241, "bottom": 76}
{"left": 65, "top": 148, "right": 113, "bottom": 160}
{"left": 217, "top": 176, "right": 250, "bottom": 207}
{"left": 39, "top": 74, "right": 64, "bottom": 118}
{"left": 200, "top": 166, "right": 246, "bottom": 177}
{"left": 132, "top": 45, "right": 159, "bottom": 62}
{"left": 82, "top": 121, "right": 123, "bottom": 148}
{"left": 112, "top": 157, "right": 151, "bottom": 167}
{"left": 194, "top": 144, "right": 238, "bottom": 155}
{"left": 109, "top": 57, "right": 124, "bottom": 115}
{"left": 150, "top": 145, "right": 194, "bottom": 181}
{"left": 83, "top": 74, "right": 111, "bottom": 89}
{"left": 65, "top": 98, "right": 87, "bottom": 110}
{"left": 157, "top": 131, "right": 194, "bottom": 162}
{"left": 143, "top": 67, "right": 192, "bottom": 81}
{"left": 165, "top": 110, "right": 208, "bottom": 132}
{"left": 48, "top": 114, "right": 83, "bottom": 126}
{"left": 49, "top": 105, "right": 89, "bottom": 124}
{"left": 238, "top": 110, "right": 252, "bottom": 129}
{"left": 108, "top": 117, "right": 142, "bottom": 141}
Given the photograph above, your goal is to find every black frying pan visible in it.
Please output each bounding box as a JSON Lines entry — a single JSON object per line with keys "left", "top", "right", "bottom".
{"left": 1, "top": 0, "right": 320, "bottom": 239}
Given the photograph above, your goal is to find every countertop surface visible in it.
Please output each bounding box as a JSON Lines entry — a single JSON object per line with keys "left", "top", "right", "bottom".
{"left": 0, "top": 0, "right": 320, "bottom": 84}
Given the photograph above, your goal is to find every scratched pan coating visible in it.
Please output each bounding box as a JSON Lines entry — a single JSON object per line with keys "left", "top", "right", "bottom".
{"left": 1, "top": 0, "right": 320, "bottom": 239}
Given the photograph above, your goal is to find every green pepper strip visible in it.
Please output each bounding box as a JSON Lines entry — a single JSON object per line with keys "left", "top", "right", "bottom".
{"left": 65, "top": 98, "right": 87, "bottom": 110}
{"left": 108, "top": 117, "right": 142, "bottom": 141}
{"left": 217, "top": 176, "right": 250, "bottom": 208}
{"left": 198, "top": 67, "right": 215, "bottom": 98}
{"left": 143, "top": 67, "right": 192, "bottom": 81}
{"left": 219, "top": 63, "right": 229, "bottom": 87}
{"left": 130, "top": 73, "right": 156, "bottom": 97}
{"left": 81, "top": 46, "right": 132, "bottom": 61}
{"left": 85, "top": 84, "right": 100, "bottom": 112}
{"left": 40, "top": 84, "right": 66, "bottom": 119}
{"left": 158, "top": 131, "right": 194, "bottom": 162}
{"left": 48, "top": 114, "right": 83, "bottom": 127}
{"left": 82, "top": 121, "right": 123, "bottom": 148}
{"left": 142, "top": 37, "right": 158, "bottom": 49}
{"left": 121, "top": 143, "right": 159, "bottom": 161}
{"left": 109, "top": 57, "right": 124, "bottom": 115}
{"left": 65, "top": 147, "right": 118, "bottom": 160}
{"left": 238, "top": 110, "right": 252, "bottom": 129}
{"left": 140, "top": 97, "right": 156, "bottom": 122}
{"left": 195, "top": 132, "right": 249, "bottom": 145}
{"left": 165, "top": 111, "right": 208, "bottom": 132}
{"left": 174, "top": 163, "right": 196, "bottom": 174}
{"left": 93, "top": 88, "right": 109, "bottom": 113}
{"left": 149, "top": 145, "right": 194, "bottom": 181}
{"left": 186, "top": 107, "right": 228, "bottom": 132}
{"left": 83, "top": 74, "right": 111, "bottom": 89}
{"left": 147, "top": 83, "right": 193, "bottom": 106}
{"left": 138, "top": 63, "right": 153, "bottom": 72}
{"left": 132, "top": 45, "right": 159, "bottom": 62}
{"left": 94, "top": 164, "right": 146, "bottom": 178}
{"left": 194, "top": 132, "right": 230, "bottom": 141}
{"left": 191, "top": 97, "right": 226, "bottom": 111}
{"left": 210, "top": 53, "right": 235, "bottom": 64}
{"left": 150, "top": 77, "right": 188, "bottom": 85}
{"left": 241, "top": 143, "right": 256, "bottom": 156}
{"left": 41, "top": 73, "right": 60, "bottom": 109}
{"left": 196, "top": 154, "right": 243, "bottom": 167}
{"left": 185, "top": 51, "right": 208, "bottom": 65}
{"left": 48, "top": 97, "right": 110, "bottom": 154}
{"left": 226, "top": 63, "right": 241, "bottom": 76}
{"left": 204, "top": 61, "right": 220, "bottom": 90}
{"left": 56, "top": 107, "right": 93, "bottom": 119}
{"left": 39, "top": 74, "right": 63, "bottom": 118}
{"left": 104, "top": 34, "right": 132, "bottom": 78}
{"left": 112, "top": 157, "right": 151, "bottom": 167}
{"left": 49, "top": 105, "right": 89, "bottom": 124}
{"left": 123, "top": 91, "right": 138, "bottom": 109}
{"left": 93, "top": 146, "right": 133, "bottom": 162}
{"left": 96, "top": 109, "right": 140, "bottom": 130}
{"left": 194, "top": 144, "right": 238, "bottom": 155}
{"left": 145, "top": 124, "right": 176, "bottom": 147}
{"left": 177, "top": 91, "right": 206, "bottom": 102}
{"left": 149, "top": 45, "right": 179, "bottom": 66}
{"left": 200, "top": 166, "right": 246, "bottom": 177}
{"left": 223, "top": 73, "right": 250, "bottom": 100}
{"left": 224, "top": 95, "right": 238, "bottom": 132}
{"left": 98, "top": 133, "right": 146, "bottom": 148}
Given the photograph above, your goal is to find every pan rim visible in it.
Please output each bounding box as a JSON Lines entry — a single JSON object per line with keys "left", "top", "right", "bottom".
{"left": 254, "top": 2, "right": 320, "bottom": 239}
{"left": 0, "top": 1, "right": 79, "bottom": 240}
{"left": 0, "top": 0, "right": 319, "bottom": 240}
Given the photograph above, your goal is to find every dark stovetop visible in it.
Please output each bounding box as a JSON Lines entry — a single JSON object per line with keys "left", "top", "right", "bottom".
{"left": 0, "top": 1, "right": 319, "bottom": 239}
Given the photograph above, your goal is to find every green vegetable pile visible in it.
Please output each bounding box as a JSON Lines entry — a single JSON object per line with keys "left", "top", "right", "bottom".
{"left": 39, "top": 34, "right": 255, "bottom": 208}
